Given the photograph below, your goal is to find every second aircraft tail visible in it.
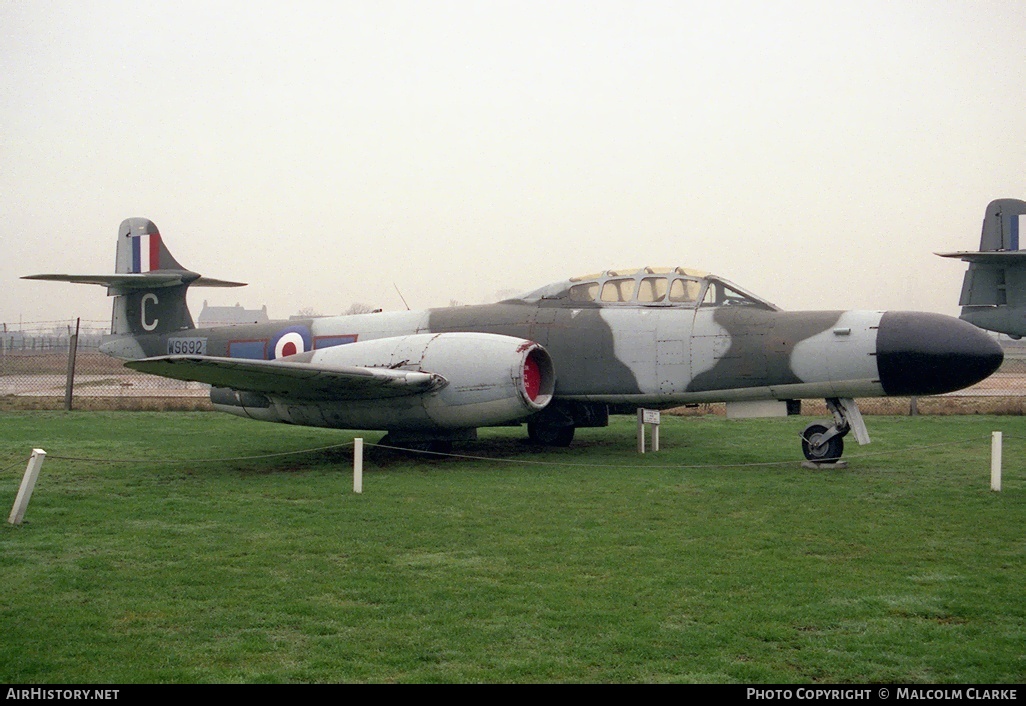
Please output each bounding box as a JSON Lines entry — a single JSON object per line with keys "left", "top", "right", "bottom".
{"left": 937, "top": 198, "right": 1026, "bottom": 338}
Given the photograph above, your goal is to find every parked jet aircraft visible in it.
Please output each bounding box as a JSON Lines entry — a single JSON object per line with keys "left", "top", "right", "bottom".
{"left": 25, "top": 218, "right": 1002, "bottom": 460}
{"left": 938, "top": 198, "right": 1026, "bottom": 338}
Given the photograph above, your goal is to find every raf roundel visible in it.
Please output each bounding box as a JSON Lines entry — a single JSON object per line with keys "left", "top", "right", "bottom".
{"left": 268, "top": 326, "right": 312, "bottom": 359}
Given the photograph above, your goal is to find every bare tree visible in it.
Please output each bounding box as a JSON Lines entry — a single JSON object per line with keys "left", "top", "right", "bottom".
{"left": 343, "top": 302, "right": 378, "bottom": 315}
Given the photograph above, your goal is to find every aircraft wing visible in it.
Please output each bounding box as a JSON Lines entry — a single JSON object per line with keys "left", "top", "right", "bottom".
{"left": 124, "top": 355, "right": 447, "bottom": 400}
{"left": 936, "top": 251, "right": 1026, "bottom": 263}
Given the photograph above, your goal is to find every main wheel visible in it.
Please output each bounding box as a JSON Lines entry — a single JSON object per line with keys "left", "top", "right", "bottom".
{"left": 801, "top": 422, "right": 844, "bottom": 461}
{"left": 527, "top": 422, "right": 575, "bottom": 447}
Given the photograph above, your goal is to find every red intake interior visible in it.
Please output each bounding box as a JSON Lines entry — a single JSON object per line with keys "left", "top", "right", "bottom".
{"left": 523, "top": 352, "right": 541, "bottom": 401}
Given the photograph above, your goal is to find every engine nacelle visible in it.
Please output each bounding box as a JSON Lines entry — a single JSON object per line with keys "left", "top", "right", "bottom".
{"left": 212, "top": 332, "right": 556, "bottom": 432}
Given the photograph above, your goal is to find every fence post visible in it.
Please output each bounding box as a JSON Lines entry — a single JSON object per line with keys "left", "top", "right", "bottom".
{"left": 9, "top": 449, "right": 46, "bottom": 525}
{"left": 354, "top": 438, "right": 363, "bottom": 494}
{"left": 991, "top": 431, "right": 1002, "bottom": 492}
{"left": 64, "top": 318, "right": 80, "bottom": 411}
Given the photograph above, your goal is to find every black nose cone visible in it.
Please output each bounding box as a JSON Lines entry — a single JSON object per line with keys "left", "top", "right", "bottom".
{"left": 877, "top": 312, "right": 1003, "bottom": 396}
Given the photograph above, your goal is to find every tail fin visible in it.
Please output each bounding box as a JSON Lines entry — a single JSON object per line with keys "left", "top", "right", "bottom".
{"left": 938, "top": 199, "right": 1026, "bottom": 306}
{"left": 108, "top": 218, "right": 189, "bottom": 337}
{"left": 975, "top": 198, "right": 1026, "bottom": 253}
{"left": 23, "top": 218, "right": 245, "bottom": 347}
{"left": 937, "top": 198, "right": 1026, "bottom": 337}
{"left": 116, "top": 217, "right": 186, "bottom": 275}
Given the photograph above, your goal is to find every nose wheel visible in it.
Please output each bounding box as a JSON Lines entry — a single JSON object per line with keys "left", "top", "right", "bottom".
{"left": 801, "top": 422, "right": 845, "bottom": 461}
{"left": 799, "top": 397, "right": 870, "bottom": 462}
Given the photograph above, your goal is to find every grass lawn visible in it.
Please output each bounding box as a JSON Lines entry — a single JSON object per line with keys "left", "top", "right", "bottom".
{"left": 1, "top": 411, "right": 1024, "bottom": 683}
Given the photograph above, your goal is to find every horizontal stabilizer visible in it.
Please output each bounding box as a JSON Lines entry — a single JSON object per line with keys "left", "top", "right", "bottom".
{"left": 22, "top": 273, "right": 246, "bottom": 290}
{"left": 191, "top": 277, "right": 248, "bottom": 287}
{"left": 124, "top": 355, "right": 448, "bottom": 400}
{"left": 936, "top": 251, "right": 1026, "bottom": 263}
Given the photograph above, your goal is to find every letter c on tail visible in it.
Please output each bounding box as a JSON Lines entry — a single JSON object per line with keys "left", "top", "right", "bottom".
{"left": 141, "top": 293, "right": 159, "bottom": 331}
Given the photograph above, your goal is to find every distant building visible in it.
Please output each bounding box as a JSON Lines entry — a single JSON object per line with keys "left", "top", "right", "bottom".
{"left": 197, "top": 301, "right": 270, "bottom": 328}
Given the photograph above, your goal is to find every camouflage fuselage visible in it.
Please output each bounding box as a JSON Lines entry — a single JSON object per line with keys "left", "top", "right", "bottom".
{"left": 110, "top": 298, "right": 990, "bottom": 408}
{"left": 32, "top": 219, "right": 1005, "bottom": 446}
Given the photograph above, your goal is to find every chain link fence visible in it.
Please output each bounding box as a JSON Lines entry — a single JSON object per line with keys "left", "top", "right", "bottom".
{"left": 0, "top": 320, "right": 209, "bottom": 410}
{"left": 1, "top": 319, "right": 1024, "bottom": 414}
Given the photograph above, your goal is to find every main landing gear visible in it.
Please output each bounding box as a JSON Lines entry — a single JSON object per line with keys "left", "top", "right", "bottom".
{"left": 525, "top": 401, "right": 608, "bottom": 447}
{"left": 527, "top": 420, "right": 575, "bottom": 447}
{"left": 379, "top": 429, "right": 475, "bottom": 454}
{"left": 800, "top": 397, "right": 870, "bottom": 462}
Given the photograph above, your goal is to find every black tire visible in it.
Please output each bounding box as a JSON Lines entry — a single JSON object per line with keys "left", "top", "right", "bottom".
{"left": 527, "top": 422, "right": 575, "bottom": 447}
{"left": 801, "top": 422, "right": 844, "bottom": 461}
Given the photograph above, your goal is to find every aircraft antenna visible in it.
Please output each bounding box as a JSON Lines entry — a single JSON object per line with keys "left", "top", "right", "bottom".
{"left": 393, "top": 282, "right": 411, "bottom": 311}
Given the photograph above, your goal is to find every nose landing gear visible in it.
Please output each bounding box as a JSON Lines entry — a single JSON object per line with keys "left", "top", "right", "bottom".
{"left": 800, "top": 397, "right": 870, "bottom": 462}
{"left": 801, "top": 422, "right": 844, "bottom": 461}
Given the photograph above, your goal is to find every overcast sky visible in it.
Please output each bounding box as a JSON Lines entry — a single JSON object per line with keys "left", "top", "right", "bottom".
{"left": 3, "top": 0, "right": 1025, "bottom": 328}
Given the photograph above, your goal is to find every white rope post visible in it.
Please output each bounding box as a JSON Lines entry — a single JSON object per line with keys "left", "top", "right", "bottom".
{"left": 353, "top": 438, "right": 363, "bottom": 494}
{"left": 991, "top": 431, "right": 1002, "bottom": 492}
{"left": 9, "top": 449, "right": 46, "bottom": 525}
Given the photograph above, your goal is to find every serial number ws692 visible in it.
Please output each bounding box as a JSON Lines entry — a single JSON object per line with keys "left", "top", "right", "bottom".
{"left": 167, "top": 338, "right": 208, "bottom": 355}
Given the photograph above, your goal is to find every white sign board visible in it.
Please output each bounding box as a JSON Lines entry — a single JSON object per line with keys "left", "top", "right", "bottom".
{"left": 637, "top": 409, "right": 661, "bottom": 453}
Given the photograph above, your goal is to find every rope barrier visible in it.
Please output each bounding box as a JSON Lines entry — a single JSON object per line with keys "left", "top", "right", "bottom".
{"left": 0, "top": 460, "right": 26, "bottom": 475}
{"left": 371, "top": 435, "right": 997, "bottom": 469}
{"left": 18, "top": 433, "right": 1004, "bottom": 472}
{"left": 367, "top": 441, "right": 804, "bottom": 469}
{"left": 43, "top": 441, "right": 355, "bottom": 465}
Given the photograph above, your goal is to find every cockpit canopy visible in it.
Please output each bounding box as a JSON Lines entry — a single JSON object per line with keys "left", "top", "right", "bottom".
{"left": 515, "top": 267, "right": 779, "bottom": 310}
